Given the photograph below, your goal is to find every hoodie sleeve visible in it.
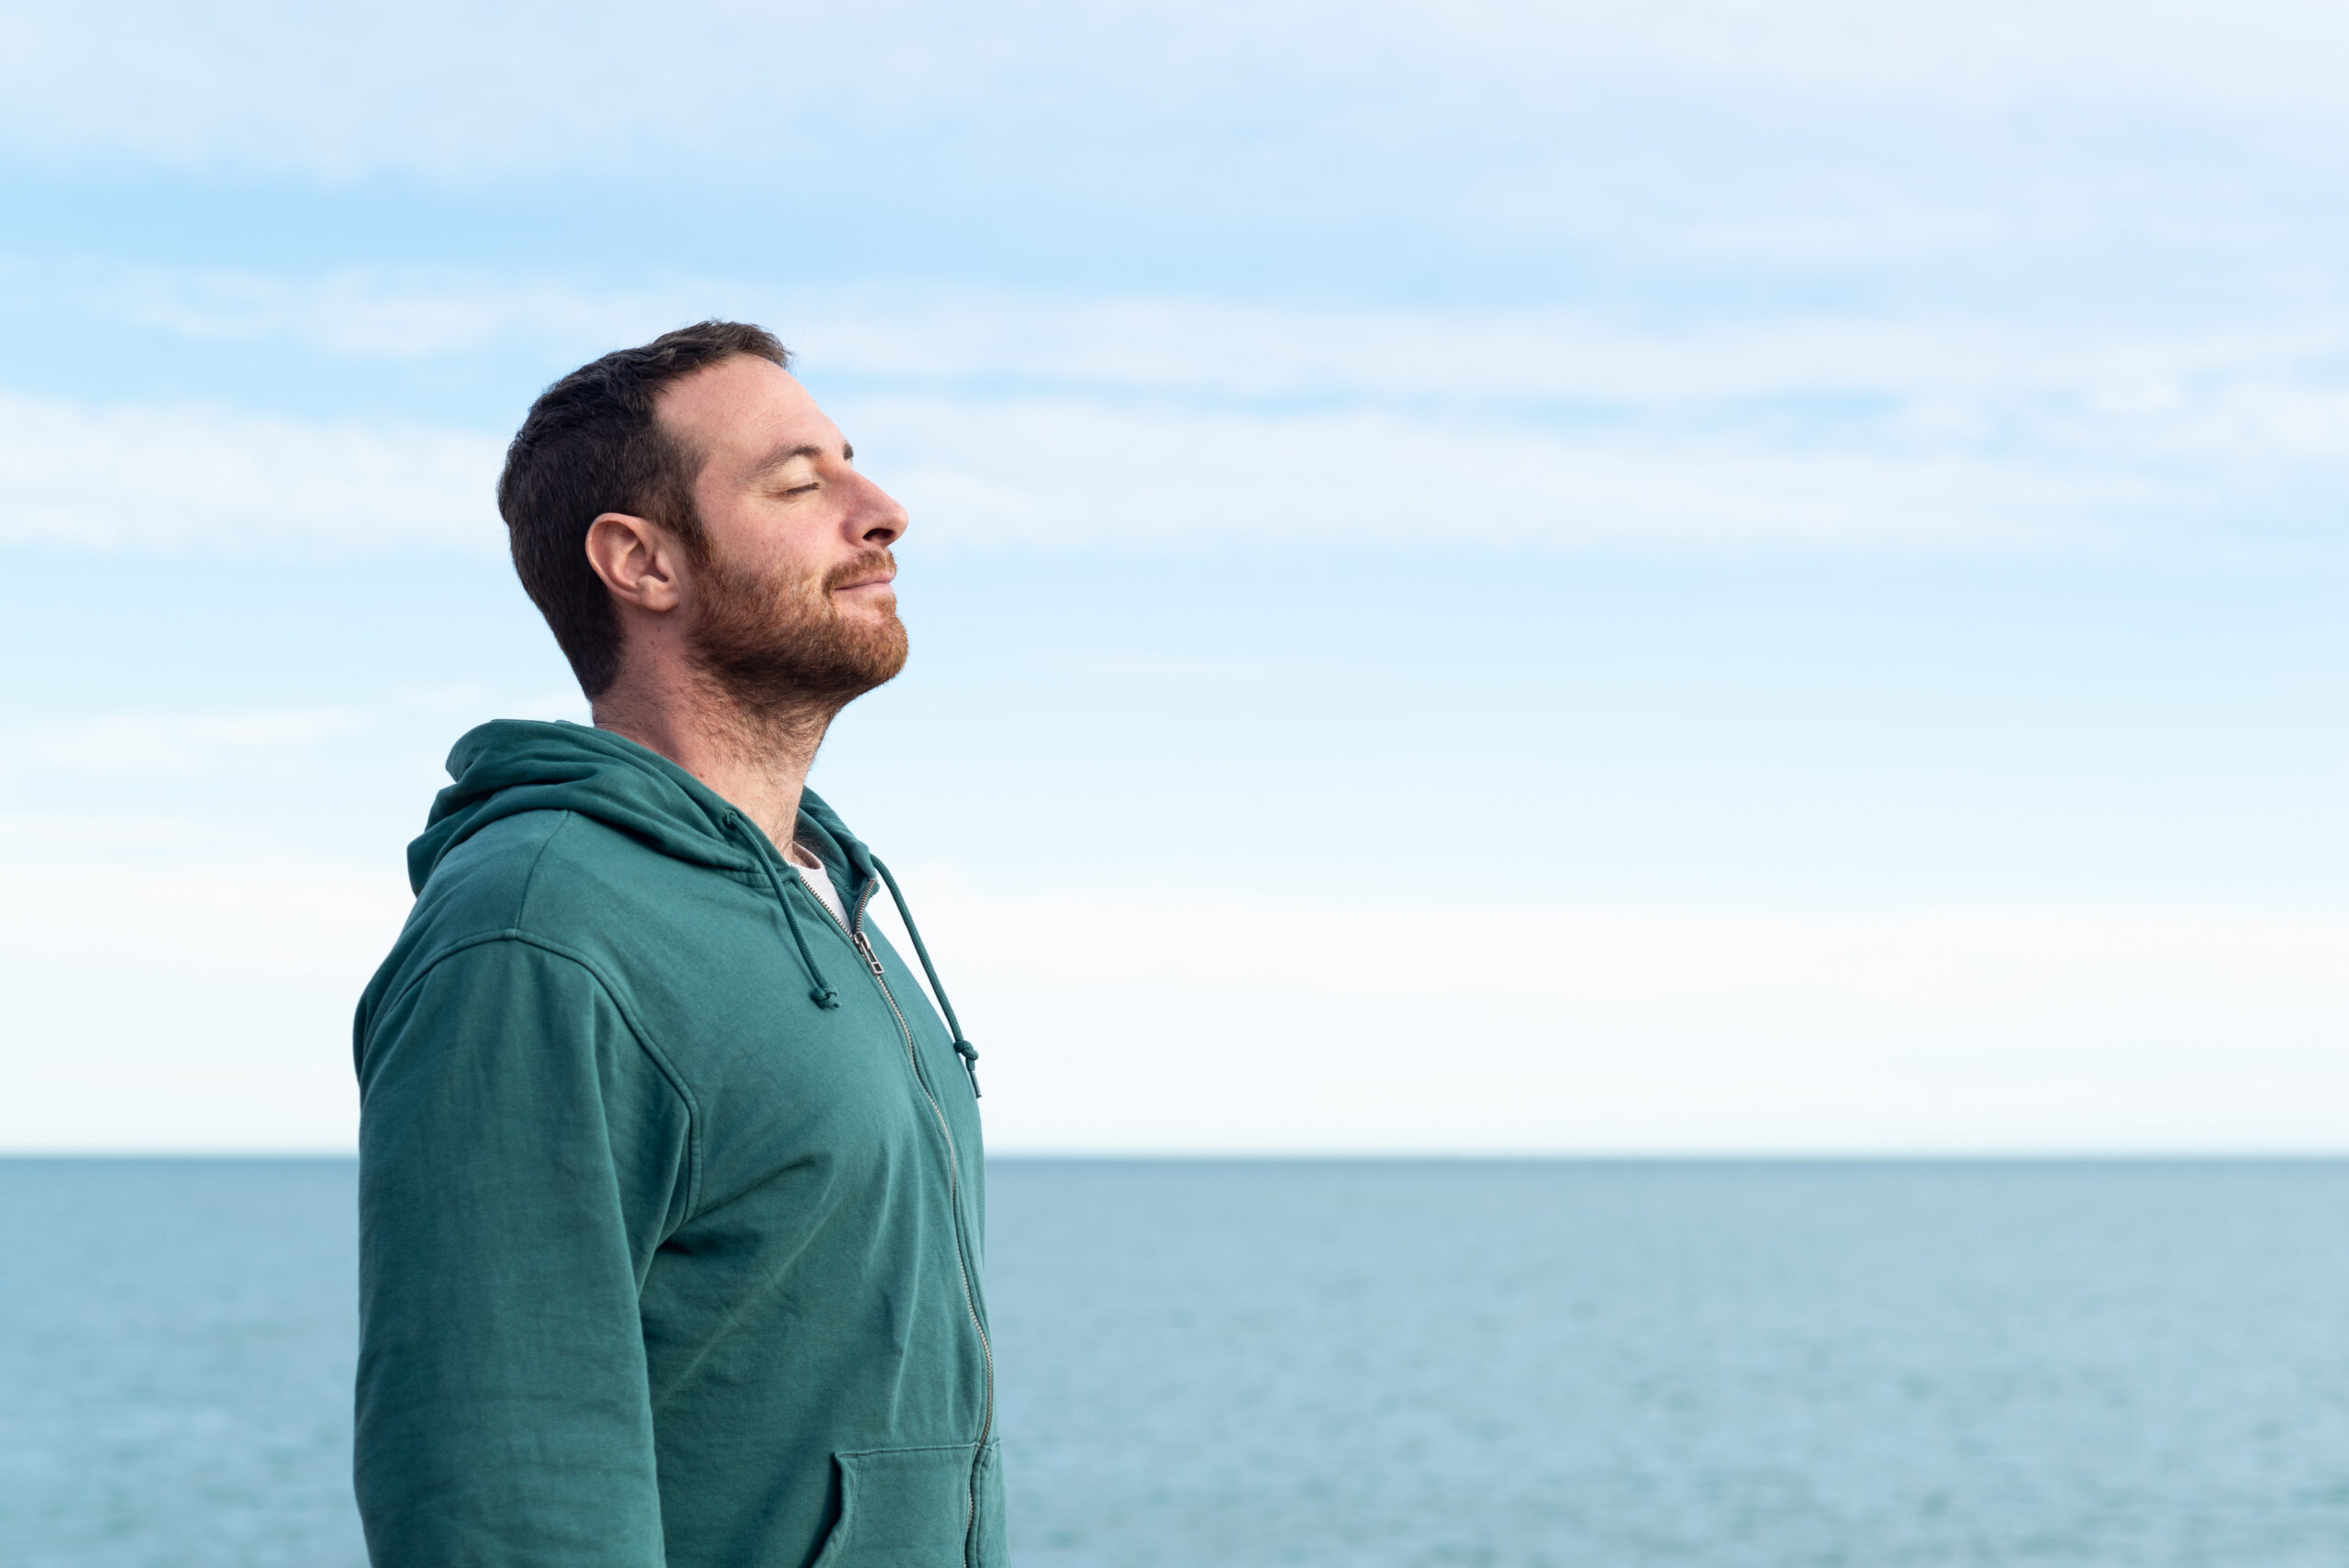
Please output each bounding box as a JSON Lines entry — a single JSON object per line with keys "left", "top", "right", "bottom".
{"left": 353, "top": 936, "right": 693, "bottom": 1568}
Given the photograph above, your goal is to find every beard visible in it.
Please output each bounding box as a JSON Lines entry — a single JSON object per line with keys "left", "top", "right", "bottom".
{"left": 685, "top": 543, "right": 908, "bottom": 725}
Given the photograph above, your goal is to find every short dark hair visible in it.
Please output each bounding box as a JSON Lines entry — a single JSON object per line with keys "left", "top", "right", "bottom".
{"left": 496, "top": 320, "right": 791, "bottom": 697}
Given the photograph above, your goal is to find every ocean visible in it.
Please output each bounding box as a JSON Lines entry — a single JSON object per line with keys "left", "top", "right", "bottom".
{"left": 2, "top": 1159, "right": 2343, "bottom": 1566}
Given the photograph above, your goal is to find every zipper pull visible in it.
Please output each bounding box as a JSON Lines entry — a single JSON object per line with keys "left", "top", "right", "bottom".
{"left": 851, "top": 929, "right": 886, "bottom": 976}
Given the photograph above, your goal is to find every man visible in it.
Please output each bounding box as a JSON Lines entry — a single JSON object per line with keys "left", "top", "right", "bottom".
{"left": 352, "top": 322, "right": 1001, "bottom": 1567}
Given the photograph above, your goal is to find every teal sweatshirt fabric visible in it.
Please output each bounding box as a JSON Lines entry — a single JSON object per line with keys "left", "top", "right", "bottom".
{"left": 352, "top": 719, "right": 1002, "bottom": 1568}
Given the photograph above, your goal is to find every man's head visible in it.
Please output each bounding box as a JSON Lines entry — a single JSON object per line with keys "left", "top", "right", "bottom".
{"left": 498, "top": 321, "right": 909, "bottom": 715}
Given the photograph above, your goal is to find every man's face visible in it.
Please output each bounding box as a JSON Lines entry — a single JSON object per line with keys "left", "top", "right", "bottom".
{"left": 653, "top": 354, "right": 911, "bottom": 712}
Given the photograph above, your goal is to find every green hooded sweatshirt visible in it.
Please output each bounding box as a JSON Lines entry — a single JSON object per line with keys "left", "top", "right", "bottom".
{"left": 352, "top": 719, "right": 1002, "bottom": 1568}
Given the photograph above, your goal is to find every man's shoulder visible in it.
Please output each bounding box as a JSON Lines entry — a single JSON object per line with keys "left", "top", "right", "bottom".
{"left": 362, "top": 806, "right": 744, "bottom": 1037}
{"left": 408, "top": 806, "right": 573, "bottom": 937}
{"left": 360, "top": 811, "right": 574, "bottom": 1010}
{"left": 414, "top": 806, "right": 737, "bottom": 948}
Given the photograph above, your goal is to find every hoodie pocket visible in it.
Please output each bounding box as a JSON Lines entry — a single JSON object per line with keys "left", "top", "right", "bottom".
{"left": 810, "top": 1443, "right": 982, "bottom": 1568}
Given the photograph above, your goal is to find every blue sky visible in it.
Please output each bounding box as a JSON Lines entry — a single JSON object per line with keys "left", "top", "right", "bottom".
{"left": 3, "top": 0, "right": 2344, "bottom": 1151}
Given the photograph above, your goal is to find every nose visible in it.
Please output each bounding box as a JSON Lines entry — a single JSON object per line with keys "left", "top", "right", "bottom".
{"left": 848, "top": 470, "right": 908, "bottom": 548}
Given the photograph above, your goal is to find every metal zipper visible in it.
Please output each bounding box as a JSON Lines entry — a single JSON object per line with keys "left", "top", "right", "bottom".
{"left": 791, "top": 863, "right": 996, "bottom": 1562}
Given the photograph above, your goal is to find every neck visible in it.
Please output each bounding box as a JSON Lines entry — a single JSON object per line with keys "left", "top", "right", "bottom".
{"left": 592, "top": 668, "right": 840, "bottom": 853}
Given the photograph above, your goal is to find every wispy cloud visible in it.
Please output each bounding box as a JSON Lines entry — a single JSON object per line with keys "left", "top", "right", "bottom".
{"left": 0, "top": 811, "right": 212, "bottom": 857}
{"left": 0, "top": 392, "right": 499, "bottom": 551}
{"left": 32, "top": 263, "right": 704, "bottom": 363}
{"left": 853, "top": 392, "right": 2130, "bottom": 552}
{"left": 37, "top": 263, "right": 2349, "bottom": 425}
{"left": 0, "top": 378, "right": 2136, "bottom": 557}
{"left": 2, "top": 708, "right": 372, "bottom": 775}
{"left": 8, "top": 265, "right": 2345, "bottom": 560}
{"left": 6, "top": 1, "right": 2348, "bottom": 188}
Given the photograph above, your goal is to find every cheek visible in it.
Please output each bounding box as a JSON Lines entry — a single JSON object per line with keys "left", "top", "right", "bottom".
{"left": 707, "top": 508, "right": 825, "bottom": 587}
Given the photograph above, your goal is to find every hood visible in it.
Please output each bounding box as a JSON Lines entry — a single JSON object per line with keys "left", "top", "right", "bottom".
{"left": 407, "top": 719, "right": 875, "bottom": 895}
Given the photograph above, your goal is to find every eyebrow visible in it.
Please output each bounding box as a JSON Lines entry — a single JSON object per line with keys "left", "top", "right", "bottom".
{"left": 748, "top": 439, "right": 853, "bottom": 478}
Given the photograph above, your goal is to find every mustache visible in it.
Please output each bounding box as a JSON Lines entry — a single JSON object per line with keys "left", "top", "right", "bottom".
{"left": 823, "top": 549, "right": 896, "bottom": 593}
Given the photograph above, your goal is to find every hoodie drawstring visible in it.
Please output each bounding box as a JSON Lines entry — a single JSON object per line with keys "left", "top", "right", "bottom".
{"left": 869, "top": 855, "right": 982, "bottom": 1098}
{"left": 769, "top": 859, "right": 842, "bottom": 1010}
{"left": 733, "top": 817, "right": 841, "bottom": 1010}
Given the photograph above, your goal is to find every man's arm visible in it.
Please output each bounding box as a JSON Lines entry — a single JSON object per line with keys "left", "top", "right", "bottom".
{"left": 354, "top": 937, "right": 692, "bottom": 1567}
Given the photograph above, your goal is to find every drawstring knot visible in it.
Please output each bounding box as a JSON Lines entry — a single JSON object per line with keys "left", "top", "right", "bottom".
{"left": 732, "top": 814, "right": 842, "bottom": 1012}
{"left": 873, "top": 855, "right": 983, "bottom": 1098}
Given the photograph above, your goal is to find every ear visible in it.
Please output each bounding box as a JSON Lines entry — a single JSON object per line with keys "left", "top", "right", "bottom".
{"left": 584, "top": 512, "right": 685, "bottom": 614}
